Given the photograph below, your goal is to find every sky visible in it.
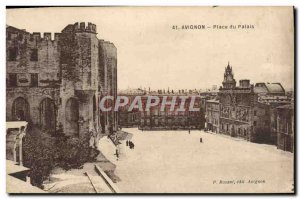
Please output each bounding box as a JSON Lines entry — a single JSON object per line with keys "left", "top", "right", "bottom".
{"left": 6, "top": 7, "right": 294, "bottom": 91}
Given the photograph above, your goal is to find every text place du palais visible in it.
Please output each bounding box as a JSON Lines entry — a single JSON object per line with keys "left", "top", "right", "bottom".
{"left": 177, "top": 24, "right": 255, "bottom": 30}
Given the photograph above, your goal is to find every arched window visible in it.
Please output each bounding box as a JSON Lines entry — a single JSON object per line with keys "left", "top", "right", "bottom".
{"left": 12, "top": 97, "right": 30, "bottom": 121}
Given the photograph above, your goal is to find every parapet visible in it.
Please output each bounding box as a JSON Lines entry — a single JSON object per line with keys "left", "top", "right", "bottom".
{"left": 32, "top": 32, "right": 41, "bottom": 40}
{"left": 44, "top": 32, "right": 51, "bottom": 40}
{"left": 29, "top": 32, "right": 60, "bottom": 42}
{"left": 73, "top": 22, "right": 97, "bottom": 34}
{"left": 54, "top": 33, "right": 61, "bottom": 40}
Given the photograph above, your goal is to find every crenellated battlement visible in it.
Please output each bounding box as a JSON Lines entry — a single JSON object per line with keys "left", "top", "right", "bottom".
{"left": 73, "top": 22, "right": 97, "bottom": 34}
{"left": 7, "top": 22, "right": 97, "bottom": 44}
{"left": 6, "top": 28, "right": 61, "bottom": 43}
{"left": 26, "top": 32, "right": 61, "bottom": 43}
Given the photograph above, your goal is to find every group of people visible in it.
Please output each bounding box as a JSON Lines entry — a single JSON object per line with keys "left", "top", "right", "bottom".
{"left": 114, "top": 140, "right": 135, "bottom": 161}
{"left": 126, "top": 140, "right": 135, "bottom": 149}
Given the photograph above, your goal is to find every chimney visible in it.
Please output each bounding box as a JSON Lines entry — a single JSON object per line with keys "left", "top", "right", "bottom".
{"left": 239, "top": 79, "right": 250, "bottom": 88}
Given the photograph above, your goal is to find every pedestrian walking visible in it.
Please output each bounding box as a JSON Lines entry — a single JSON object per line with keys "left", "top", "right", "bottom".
{"left": 200, "top": 138, "right": 202, "bottom": 143}
{"left": 115, "top": 149, "right": 119, "bottom": 160}
{"left": 126, "top": 140, "right": 129, "bottom": 146}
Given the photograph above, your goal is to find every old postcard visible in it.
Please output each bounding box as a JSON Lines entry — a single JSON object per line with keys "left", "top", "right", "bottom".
{"left": 6, "top": 6, "right": 294, "bottom": 194}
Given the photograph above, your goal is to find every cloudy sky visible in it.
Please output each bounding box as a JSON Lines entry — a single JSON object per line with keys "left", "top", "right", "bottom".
{"left": 7, "top": 7, "right": 294, "bottom": 91}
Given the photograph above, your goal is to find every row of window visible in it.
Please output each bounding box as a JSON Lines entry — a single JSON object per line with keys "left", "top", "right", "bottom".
{"left": 206, "top": 104, "right": 219, "bottom": 110}
{"left": 141, "top": 119, "right": 197, "bottom": 125}
{"left": 220, "top": 120, "right": 268, "bottom": 131}
{"left": 253, "top": 120, "right": 269, "bottom": 126}
{"left": 8, "top": 48, "right": 38, "bottom": 61}
{"left": 8, "top": 73, "right": 38, "bottom": 87}
{"left": 207, "top": 118, "right": 218, "bottom": 125}
{"left": 221, "top": 124, "right": 249, "bottom": 133}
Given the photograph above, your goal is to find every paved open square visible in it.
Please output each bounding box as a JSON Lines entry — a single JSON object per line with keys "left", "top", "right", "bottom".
{"left": 99, "top": 128, "right": 294, "bottom": 193}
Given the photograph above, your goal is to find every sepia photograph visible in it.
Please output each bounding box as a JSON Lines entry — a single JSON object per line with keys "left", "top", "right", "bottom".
{"left": 5, "top": 6, "right": 295, "bottom": 194}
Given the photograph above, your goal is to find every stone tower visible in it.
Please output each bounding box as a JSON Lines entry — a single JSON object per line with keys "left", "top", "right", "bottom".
{"left": 58, "top": 22, "right": 100, "bottom": 139}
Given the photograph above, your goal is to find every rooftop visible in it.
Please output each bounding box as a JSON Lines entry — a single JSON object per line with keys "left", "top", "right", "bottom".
{"left": 277, "top": 104, "right": 294, "bottom": 110}
{"left": 254, "top": 83, "right": 285, "bottom": 94}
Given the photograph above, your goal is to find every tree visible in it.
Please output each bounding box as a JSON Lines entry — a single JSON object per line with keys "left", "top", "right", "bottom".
{"left": 23, "top": 125, "right": 99, "bottom": 188}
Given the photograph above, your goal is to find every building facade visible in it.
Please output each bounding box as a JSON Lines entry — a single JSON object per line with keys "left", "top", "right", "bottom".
{"left": 117, "top": 89, "right": 205, "bottom": 130}
{"left": 276, "top": 104, "right": 294, "bottom": 152}
{"left": 6, "top": 22, "right": 117, "bottom": 146}
{"left": 205, "top": 99, "right": 220, "bottom": 133}
{"left": 118, "top": 89, "right": 146, "bottom": 128}
{"left": 139, "top": 92, "right": 204, "bottom": 130}
{"left": 217, "top": 64, "right": 272, "bottom": 142}
{"left": 205, "top": 63, "right": 294, "bottom": 150}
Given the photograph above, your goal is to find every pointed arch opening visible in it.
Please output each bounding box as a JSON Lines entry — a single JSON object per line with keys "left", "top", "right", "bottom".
{"left": 12, "top": 97, "right": 30, "bottom": 121}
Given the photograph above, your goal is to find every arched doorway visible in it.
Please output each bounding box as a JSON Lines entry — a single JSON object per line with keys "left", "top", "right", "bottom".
{"left": 65, "top": 98, "right": 79, "bottom": 136}
{"left": 12, "top": 97, "right": 30, "bottom": 121}
{"left": 231, "top": 125, "right": 236, "bottom": 137}
{"left": 39, "top": 98, "right": 56, "bottom": 131}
